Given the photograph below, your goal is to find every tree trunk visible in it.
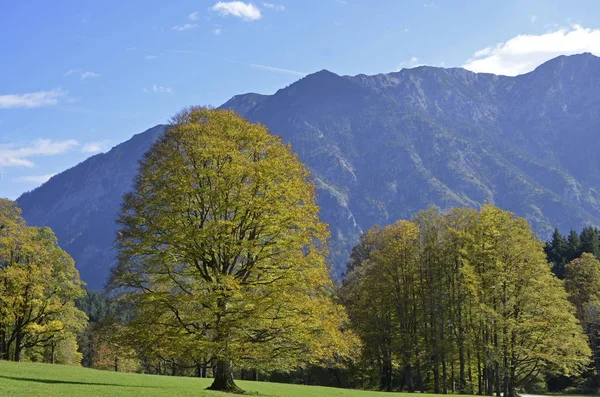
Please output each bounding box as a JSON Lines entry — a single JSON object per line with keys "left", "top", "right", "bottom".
{"left": 458, "top": 325, "right": 466, "bottom": 393}
{"left": 592, "top": 326, "right": 600, "bottom": 389}
{"left": 494, "top": 362, "right": 500, "bottom": 397}
{"left": 404, "top": 364, "right": 414, "bottom": 392}
{"left": 381, "top": 353, "right": 393, "bottom": 392}
{"left": 434, "top": 363, "right": 440, "bottom": 394}
{"left": 486, "top": 366, "right": 494, "bottom": 396}
{"left": 0, "top": 325, "right": 5, "bottom": 360}
{"left": 51, "top": 343, "right": 56, "bottom": 364}
{"left": 442, "top": 358, "right": 448, "bottom": 394}
{"left": 208, "top": 359, "right": 241, "bottom": 392}
{"left": 477, "top": 354, "right": 482, "bottom": 395}
{"left": 503, "top": 350, "right": 509, "bottom": 397}
{"left": 415, "top": 351, "right": 424, "bottom": 391}
{"left": 13, "top": 331, "right": 23, "bottom": 362}
{"left": 467, "top": 347, "right": 474, "bottom": 395}
{"left": 451, "top": 359, "right": 455, "bottom": 393}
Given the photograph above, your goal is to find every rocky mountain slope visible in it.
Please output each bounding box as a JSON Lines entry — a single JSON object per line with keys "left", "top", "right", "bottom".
{"left": 18, "top": 53, "right": 600, "bottom": 289}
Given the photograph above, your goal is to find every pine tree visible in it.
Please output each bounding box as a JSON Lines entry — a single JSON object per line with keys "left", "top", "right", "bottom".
{"left": 580, "top": 227, "right": 600, "bottom": 258}
{"left": 546, "top": 228, "right": 569, "bottom": 278}
{"left": 567, "top": 229, "right": 582, "bottom": 262}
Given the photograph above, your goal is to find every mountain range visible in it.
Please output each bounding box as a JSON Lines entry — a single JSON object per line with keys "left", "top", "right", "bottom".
{"left": 16, "top": 53, "right": 600, "bottom": 289}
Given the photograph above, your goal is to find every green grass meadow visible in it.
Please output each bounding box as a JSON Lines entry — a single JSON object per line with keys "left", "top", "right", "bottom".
{"left": 0, "top": 361, "right": 437, "bottom": 397}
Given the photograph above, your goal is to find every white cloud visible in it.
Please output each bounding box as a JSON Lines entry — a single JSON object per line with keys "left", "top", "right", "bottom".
{"left": 172, "top": 23, "right": 198, "bottom": 31}
{"left": 81, "top": 140, "right": 110, "bottom": 153}
{"left": 397, "top": 57, "right": 424, "bottom": 70}
{"left": 144, "top": 85, "right": 174, "bottom": 94}
{"left": 463, "top": 24, "right": 600, "bottom": 76}
{"left": 336, "top": 0, "right": 348, "bottom": 4}
{"left": 63, "top": 69, "right": 81, "bottom": 76}
{"left": 145, "top": 54, "right": 160, "bottom": 60}
{"left": 188, "top": 11, "right": 200, "bottom": 21}
{"left": 64, "top": 69, "right": 101, "bottom": 80}
{"left": 80, "top": 71, "right": 101, "bottom": 80}
{"left": 0, "top": 139, "right": 79, "bottom": 168}
{"left": 263, "top": 3, "right": 285, "bottom": 11}
{"left": 214, "top": 28, "right": 222, "bottom": 35}
{"left": 14, "top": 174, "right": 56, "bottom": 184}
{"left": 473, "top": 47, "right": 493, "bottom": 58}
{"left": 530, "top": 15, "right": 537, "bottom": 23}
{"left": 212, "top": 2, "right": 262, "bottom": 22}
{"left": 0, "top": 89, "right": 66, "bottom": 109}
{"left": 249, "top": 63, "right": 306, "bottom": 76}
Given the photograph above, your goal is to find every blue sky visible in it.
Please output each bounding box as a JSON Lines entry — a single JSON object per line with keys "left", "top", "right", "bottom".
{"left": 2, "top": 0, "right": 600, "bottom": 199}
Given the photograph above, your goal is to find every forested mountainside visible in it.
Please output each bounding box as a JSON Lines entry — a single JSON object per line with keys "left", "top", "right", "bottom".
{"left": 18, "top": 53, "right": 600, "bottom": 288}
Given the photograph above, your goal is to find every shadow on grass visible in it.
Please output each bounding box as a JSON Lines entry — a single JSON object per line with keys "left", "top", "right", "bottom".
{"left": 0, "top": 375, "right": 156, "bottom": 388}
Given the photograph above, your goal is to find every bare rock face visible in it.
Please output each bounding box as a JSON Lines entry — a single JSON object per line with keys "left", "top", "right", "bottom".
{"left": 18, "top": 53, "right": 600, "bottom": 288}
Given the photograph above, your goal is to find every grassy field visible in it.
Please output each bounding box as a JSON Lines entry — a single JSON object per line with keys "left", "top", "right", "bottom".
{"left": 0, "top": 360, "right": 439, "bottom": 397}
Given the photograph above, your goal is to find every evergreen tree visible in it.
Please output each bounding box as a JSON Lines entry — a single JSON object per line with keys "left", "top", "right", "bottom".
{"left": 546, "top": 228, "right": 569, "bottom": 279}
{"left": 580, "top": 227, "right": 600, "bottom": 258}
{"left": 567, "top": 229, "right": 582, "bottom": 262}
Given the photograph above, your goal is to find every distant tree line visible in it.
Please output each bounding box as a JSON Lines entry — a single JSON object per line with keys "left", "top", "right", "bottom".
{"left": 545, "top": 226, "right": 600, "bottom": 279}
{"left": 545, "top": 227, "right": 600, "bottom": 392}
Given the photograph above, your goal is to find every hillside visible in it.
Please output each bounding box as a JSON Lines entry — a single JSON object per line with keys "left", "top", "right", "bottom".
{"left": 16, "top": 125, "right": 165, "bottom": 287}
{"left": 17, "top": 53, "right": 600, "bottom": 288}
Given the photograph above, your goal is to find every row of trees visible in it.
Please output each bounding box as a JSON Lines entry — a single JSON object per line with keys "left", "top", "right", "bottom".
{"left": 342, "top": 206, "right": 590, "bottom": 395}
{"left": 544, "top": 227, "right": 600, "bottom": 391}
{"left": 0, "top": 199, "right": 87, "bottom": 364}
{"left": 546, "top": 227, "right": 600, "bottom": 279}
{"left": 3, "top": 108, "right": 599, "bottom": 396}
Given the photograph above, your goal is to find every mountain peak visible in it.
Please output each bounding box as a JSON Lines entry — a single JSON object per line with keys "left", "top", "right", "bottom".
{"left": 310, "top": 68, "right": 338, "bottom": 77}
{"left": 531, "top": 52, "right": 600, "bottom": 74}
{"left": 220, "top": 93, "right": 269, "bottom": 117}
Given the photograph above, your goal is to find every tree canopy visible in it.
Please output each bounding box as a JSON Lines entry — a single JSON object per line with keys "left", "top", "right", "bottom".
{"left": 0, "top": 199, "right": 87, "bottom": 364}
{"left": 343, "top": 205, "right": 590, "bottom": 395}
{"left": 109, "top": 107, "right": 357, "bottom": 391}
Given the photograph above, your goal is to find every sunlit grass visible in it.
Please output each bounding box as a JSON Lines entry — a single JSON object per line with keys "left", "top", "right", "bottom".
{"left": 0, "top": 360, "right": 440, "bottom": 397}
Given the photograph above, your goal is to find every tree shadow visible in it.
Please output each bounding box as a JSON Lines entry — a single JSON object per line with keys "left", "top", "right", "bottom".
{"left": 0, "top": 374, "right": 155, "bottom": 388}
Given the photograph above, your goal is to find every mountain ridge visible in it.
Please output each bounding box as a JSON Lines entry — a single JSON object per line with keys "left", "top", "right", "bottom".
{"left": 17, "top": 53, "right": 600, "bottom": 288}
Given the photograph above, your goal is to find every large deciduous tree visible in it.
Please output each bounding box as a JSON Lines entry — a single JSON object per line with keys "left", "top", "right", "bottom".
{"left": 0, "top": 199, "right": 87, "bottom": 362}
{"left": 109, "top": 107, "right": 357, "bottom": 392}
